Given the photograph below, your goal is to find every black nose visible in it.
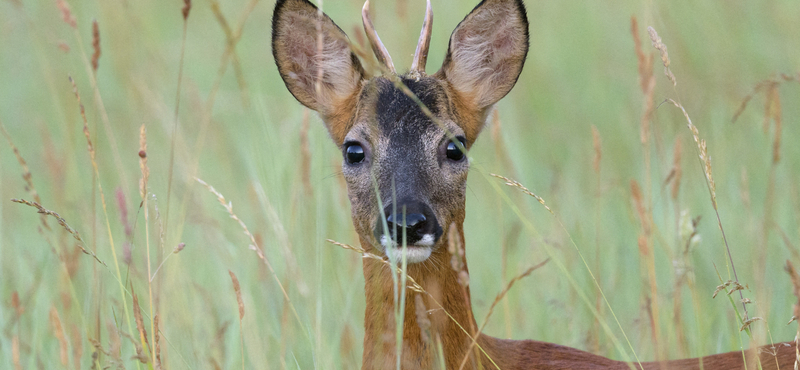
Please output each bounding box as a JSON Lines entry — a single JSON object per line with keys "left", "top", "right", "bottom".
{"left": 375, "top": 201, "right": 443, "bottom": 247}
{"left": 387, "top": 212, "right": 426, "bottom": 229}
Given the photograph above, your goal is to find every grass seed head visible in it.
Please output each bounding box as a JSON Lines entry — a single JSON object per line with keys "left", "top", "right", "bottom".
{"left": 647, "top": 26, "right": 676, "bottom": 86}
{"left": 11, "top": 291, "right": 23, "bottom": 316}
{"left": 182, "top": 0, "right": 192, "bottom": 20}
{"left": 229, "top": 270, "right": 245, "bottom": 320}
{"left": 154, "top": 314, "right": 162, "bottom": 370}
{"left": 56, "top": 0, "right": 76, "bottom": 29}
{"left": 139, "top": 124, "right": 149, "bottom": 200}
{"left": 491, "top": 174, "right": 553, "bottom": 214}
{"left": 91, "top": 19, "right": 100, "bottom": 71}
{"left": 130, "top": 285, "right": 151, "bottom": 360}
{"left": 11, "top": 198, "right": 107, "bottom": 266}
{"left": 739, "top": 317, "right": 763, "bottom": 332}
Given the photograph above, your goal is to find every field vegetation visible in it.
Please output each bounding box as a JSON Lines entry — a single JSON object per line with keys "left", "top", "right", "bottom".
{"left": 1, "top": 0, "right": 799, "bottom": 368}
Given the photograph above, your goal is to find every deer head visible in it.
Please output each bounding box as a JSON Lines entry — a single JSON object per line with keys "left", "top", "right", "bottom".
{"left": 273, "top": 0, "right": 528, "bottom": 264}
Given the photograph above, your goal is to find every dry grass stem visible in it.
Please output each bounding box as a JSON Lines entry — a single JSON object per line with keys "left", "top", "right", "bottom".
{"left": 415, "top": 295, "right": 431, "bottom": 344}
{"left": 165, "top": 0, "right": 193, "bottom": 247}
{"left": 591, "top": 125, "right": 602, "bottom": 174}
{"left": 1, "top": 121, "right": 44, "bottom": 207}
{"left": 632, "top": 18, "right": 656, "bottom": 145}
{"left": 784, "top": 261, "right": 800, "bottom": 370}
{"left": 70, "top": 76, "right": 121, "bottom": 272}
{"left": 56, "top": 0, "right": 76, "bottom": 29}
{"left": 777, "top": 226, "right": 800, "bottom": 262}
{"left": 49, "top": 307, "right": 69, "bottom": 366}
{"left": 325, "top": 239, "right": 426, "bottom": 294}
{"left": 767, "top": 84, "right": 782, "bottom": 164}
{"left": 120, "top": 330, "right": 149, "bottom": 363}
{"left": 326, "top": 239, "right": 365, "bottom": 253}
{"left": 12, "top": 335, "right": 20, "bottom": 370}
{"left": 732, "top": 73, "right": 797, "bottom": 124}
{"left": 665, "top": 99, "right": 716, "bottom": 203}
{"left": 71, "top": 325, "right": 82, "bottom": 370}
{"left": 69, "top": 77, "right": 94, "bottom": 162}
{"left": 131, "top": 285, "right": 150, "bottom": 360}
{"left": 665, "top": 138, "right": 683, "bottom": 200}
{"left": 631, "top": 17, "right": 654, "bottom": 94}
{"left": 491, "top": 174, "right": 553, "bottom": 214}
{"left": 209, "top": 0, "right": 251, "bottom": 106}
{"left": 630, "top": 180, "right": 650, "bottom": 236}
{"left": 139, "top": 124, "right": 149, "bottom": 200}
{"left": 459, "top": 259, "right": 550, "bottom": 369}
{"left": 647, "top": 26, "right": 676, "bottom": 86}
{"left": 150, "top": 242, "right": 187, "bottom": 282}
{"left": 447, "top": 223, "right": 471, "bottom": 291}
{"left": 196, "top": 178, "right": 259, "bottom": 252}
{"left": 91, "top": 19, "right": 100, "bottom": 71}
{"left": 230, "top": 270, "right": 246, "bottom": 370}
{"left": 137, "top": 120, "right": 156, "bottom": 363}
{"left": 173, "top": 0, "right": 258, "bottom": 262}
{"left": 196, "top": 177, "right": 305, "bottom": 336}
{"left": 2, "top": 120, "right": 51, "bottom": 229}
{"left": 11, "top": 198, "right": 107, "bottom": 266}
{"left": 154, "top": 314, "right": 162, "bottom": 370}
{"left": 664, "top": 97, "right": 751, "bottom": 321}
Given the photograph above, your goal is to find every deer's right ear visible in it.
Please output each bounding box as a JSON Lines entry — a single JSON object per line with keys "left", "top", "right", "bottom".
{"left": 272, "top": 0, "right": 366, "bottom": 140}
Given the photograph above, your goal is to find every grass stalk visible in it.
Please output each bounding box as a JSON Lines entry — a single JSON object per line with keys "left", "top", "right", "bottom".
{"left": 69, "top": 76, "right": 137, "bottom": 366}
{"left": 165, "top": 0, "right": 193, "bottom": 250}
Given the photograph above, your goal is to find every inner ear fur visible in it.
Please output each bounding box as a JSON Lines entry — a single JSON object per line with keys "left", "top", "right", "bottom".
{"left": 436, "top": 0, "right": 529, "bottom": 130}
{"left": 272, "top": 0, "right": 365, "bottom": 142}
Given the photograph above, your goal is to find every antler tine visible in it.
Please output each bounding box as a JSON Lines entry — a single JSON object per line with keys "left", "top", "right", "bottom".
{"left": 410, "top": 0, "right": 433, "bottom": 75}
{"left": 362, "top": 0, "right": 396, "bottom": 74}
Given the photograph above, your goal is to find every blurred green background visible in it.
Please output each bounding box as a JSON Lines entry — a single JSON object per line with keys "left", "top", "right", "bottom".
{"left": 1, "top": 0, "right": 799, "bottom": 368}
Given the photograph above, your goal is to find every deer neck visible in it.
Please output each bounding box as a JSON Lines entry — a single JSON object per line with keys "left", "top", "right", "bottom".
{"left": 360, "top": 223, "right": 495, "bottom": 369}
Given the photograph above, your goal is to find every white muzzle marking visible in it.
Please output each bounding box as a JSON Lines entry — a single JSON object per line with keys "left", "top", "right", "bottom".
{"left": 380, "top": 234, "right": 435, "bottom": 263}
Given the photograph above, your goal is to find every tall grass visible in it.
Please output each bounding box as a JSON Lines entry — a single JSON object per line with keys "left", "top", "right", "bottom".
{"left": 1, "top": 0, "right": 799, "bottom": 368}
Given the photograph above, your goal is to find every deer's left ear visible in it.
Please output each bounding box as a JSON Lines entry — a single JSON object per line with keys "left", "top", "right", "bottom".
{"left": 436, "top": 0, "right": 529, "bottom": 124}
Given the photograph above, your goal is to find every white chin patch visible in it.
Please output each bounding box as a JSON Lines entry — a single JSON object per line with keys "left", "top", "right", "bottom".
{"left": 380, "top": 234, "right": 435, "bottom": 263}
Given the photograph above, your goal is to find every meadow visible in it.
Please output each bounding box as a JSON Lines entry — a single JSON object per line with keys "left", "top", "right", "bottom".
{"left": 1, "top": 0, "right": 799, "bottom": 368}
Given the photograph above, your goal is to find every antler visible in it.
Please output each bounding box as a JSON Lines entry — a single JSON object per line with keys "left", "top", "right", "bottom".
{"left": 362, "top": 0, "right": 396, "bottom": 74}
{"left": 409, "top": 0, "right": 433, "bottom": 75}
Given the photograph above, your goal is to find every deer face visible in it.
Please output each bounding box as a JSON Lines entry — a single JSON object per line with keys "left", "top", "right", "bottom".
{"left": 342, "top": 76, "right": 470, "bottom": 263}
{"left": 272, "top": 0, "right": 529, "bottom": 263}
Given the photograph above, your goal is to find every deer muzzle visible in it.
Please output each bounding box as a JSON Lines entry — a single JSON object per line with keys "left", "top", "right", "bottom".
{"left": 373, "top": 200, "right": 443, "bottom": 263}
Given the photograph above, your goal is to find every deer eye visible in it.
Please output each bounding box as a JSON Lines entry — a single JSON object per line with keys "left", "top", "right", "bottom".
{"left": 345, "top": 143, "right": 365, "bottom": 164}
{"left": 446, "top": 137, "right": 467, "bottom": 161}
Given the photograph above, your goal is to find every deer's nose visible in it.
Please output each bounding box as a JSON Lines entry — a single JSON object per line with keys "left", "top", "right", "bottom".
{"left": 386, "top": 212, "right": 426, "bottom": 229}
{"left": 375, "top": 201, "right": 442, "bottom": 249}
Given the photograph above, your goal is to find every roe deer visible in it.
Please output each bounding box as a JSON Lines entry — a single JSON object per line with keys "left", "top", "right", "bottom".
{"left": 271, "top": 0, "right": 796, "bottom": 368}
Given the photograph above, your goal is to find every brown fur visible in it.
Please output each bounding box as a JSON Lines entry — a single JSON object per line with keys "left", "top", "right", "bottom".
{"left": 272, "top": 0, "right": 797, "bottom": 369}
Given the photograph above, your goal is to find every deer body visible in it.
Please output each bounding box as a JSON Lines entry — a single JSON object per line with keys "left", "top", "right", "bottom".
{"left": 271, "top": 0, "right": 796, "bottom": 368}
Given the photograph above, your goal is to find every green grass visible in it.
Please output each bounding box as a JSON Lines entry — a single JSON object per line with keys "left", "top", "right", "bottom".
{"left": 1, "top": 0, "right": 799, "bottom": 368}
